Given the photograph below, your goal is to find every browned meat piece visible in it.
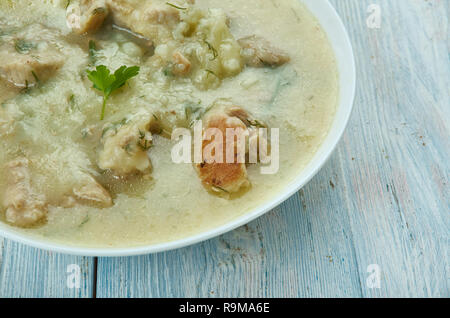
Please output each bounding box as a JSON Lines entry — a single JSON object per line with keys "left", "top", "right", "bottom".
{"left": 195, "top": 103, "right": 269, "bottom": 195}
{"left": 238, "top": 35, "right": 290, "bottom": 68}
{"left": 66, "top": 0, "right": 109, "bottom": 34}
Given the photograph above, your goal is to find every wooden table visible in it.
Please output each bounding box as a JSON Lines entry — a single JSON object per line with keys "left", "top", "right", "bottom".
{"left": 0, "top": 0, "right": 448, "bottom": 298}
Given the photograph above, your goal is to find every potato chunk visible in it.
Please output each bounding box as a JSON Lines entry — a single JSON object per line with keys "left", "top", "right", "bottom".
{"left": 98, "top": 110, "right": 156, "bottom": 176}
{"left": 151, "top": 7, "right": 243, "bottom": 90}
{"left": 238, "top": 35, "right": 290, "bottom": 68}
{"left": 2, "top": 158, "right": 47, "bottom": 227}
{"left": 178, "top": 8, "right": 243, "bottom": 89}
{"left": 66, "top": 0, "right": 109, "bottom": 34}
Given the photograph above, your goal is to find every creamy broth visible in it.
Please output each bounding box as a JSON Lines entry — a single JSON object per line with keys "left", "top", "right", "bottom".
{"left": 0, "top": 0, "right": 338, "bottom": 247}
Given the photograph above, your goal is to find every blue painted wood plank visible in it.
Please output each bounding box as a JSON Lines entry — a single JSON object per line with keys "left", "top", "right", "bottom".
{"left": 0, "top": 240, "right": 95, "bottom": 298}
{"left": 330, "top": 0, "right": 449, "bottom": 297}
{"left": 0, "top": 237, "right": 3, "bottom": 276}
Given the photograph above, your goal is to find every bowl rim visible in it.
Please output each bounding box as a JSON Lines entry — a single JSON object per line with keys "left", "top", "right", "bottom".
{"left": 0, "top": 0, "right": 356, "bottom": 257}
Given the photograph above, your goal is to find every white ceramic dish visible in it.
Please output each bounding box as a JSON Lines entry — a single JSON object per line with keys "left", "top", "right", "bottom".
{"left": 0, "top": 0, "right": 355, "bottom": 256}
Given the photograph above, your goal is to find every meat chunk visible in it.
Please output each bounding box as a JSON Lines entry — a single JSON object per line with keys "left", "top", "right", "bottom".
{"left": 238, "top": 35, "right": 290, "bottom": 68}
{"left": 0, "top": 49, "right": 64, "bottom": 89}
{"left": 98, "top": 109, "right": 156, "bottom": 176}
{"left": 197, "top": 160, "right": 249, "bottom": 195}
{"left": 66, "top": 0, "right": 109, "bottom": 34}
{"left": 107, "top": 0, "right": 189, "bottom": 45}
{"left": 172, "top": 51, "right": 191, "bottom": 75}
{"left": 226, "top": 106, "right": 268, "bottom": 159}
{"left": 196, "top": 103, "right": 264, "bottom": 195}
{"left": 0, "top": 25, "right": 65, "bottom": 89}
{"left": 196, "top": 102, "right": 269, "bottom": 195}
{"left": 73, "top": 176, "right": 113, "bottom": 207}
{"left": 2, "top": 158, "right": 47, "bottom": 227}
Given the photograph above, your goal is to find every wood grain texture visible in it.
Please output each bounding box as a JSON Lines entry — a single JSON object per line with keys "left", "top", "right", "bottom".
{"left": 1, "top": 0, "right": 449, "bottom": 298}
{"left": 0, "top": 236, "right": 3, "bottom": 276}
{"left": 331, "top": 0, "right": 449, "bottom": 297}
{"left": 0, "top": 240, "right": 94, "bottom": 298}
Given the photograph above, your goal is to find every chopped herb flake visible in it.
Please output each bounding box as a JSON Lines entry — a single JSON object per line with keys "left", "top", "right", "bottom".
{"left": 86, "top": 65, "right": 140, "bottom": 120}
{"left": 14, "top": 39, "right": 35, "bottom": 54}
{"left": 88, "top": 40, "right": 97, "bottom": 66}
{"left": 166, "top": 2, "right": 187, "bottom": 10}
{"left": 31, "top": 70, "right": 39, "bottom": 84}
{"left": 205, "top": 69, "right": 217, "bottom": 78}
{"left": 204, "top": 40, "right": 218, "bottom": 61}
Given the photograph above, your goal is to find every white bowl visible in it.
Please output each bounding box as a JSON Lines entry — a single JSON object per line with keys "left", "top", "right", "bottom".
{"left": 0, "top": 0, "right": 355, "bottom": 256}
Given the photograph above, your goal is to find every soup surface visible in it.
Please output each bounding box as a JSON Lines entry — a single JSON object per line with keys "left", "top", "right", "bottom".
{"left": 0, "top": 0, "right": 338, "bottom": 247}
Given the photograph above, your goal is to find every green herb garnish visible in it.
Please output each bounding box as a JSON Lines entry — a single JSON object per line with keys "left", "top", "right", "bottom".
{"left": 14, "top": 39, "right": 35, "bottom": 54}
{"left": 88, "top": 40, "right": 97, "bottom": 65}
{"left": 248, "top": 119, "right": 266, "bottom": 128}
{"left": 184, "top": 104, "right": 202, "bottom": 121}
{"left": 163, "top": 64, "right": 174, "bottom": 77}
{"left": 123, "top": 143, "right": 134, "bottom": 154}
{"left": 92, "top": 7, "right": 106, "bottom": 15}
{"left": 79, "top": 215, "right": 89, "bottom": 228}
{"left": 185, "top": 102, "right": 213, "bottom": 127}
{"left": 205, "top": 69, "right": 217, "bottom": 78}
{"left": 86, "top": 65, "right": 140, "bottom": 120}
{"left": 31, "top": 70, "right": 39, "bottom": 84}
{"left": 138, "top": 130, "right": 152, "bottom": 151}
{"left": 68, "top": 94, "right": 76, "bottom": 112}
{"left": 166, "top": 2, "right": 187, "bottom": 10}
{"left": 204, "top": 40, "right": 218, "bottom": 61}
{"left": 212, "top": 186, "right": 230, "bottom": 194}
{"left": 101, "top": 117, "right": 129, "bottom": 137}
{"left": 81, "top": 127, "right": 90, "bottom": 138}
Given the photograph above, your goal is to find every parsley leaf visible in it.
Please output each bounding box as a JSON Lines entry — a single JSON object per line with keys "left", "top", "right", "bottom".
{"left": 109, "top": 65, "right": 140, "bottom": 92}
{"left": 86, "top": 65, "right": 140, "bottom": 120}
